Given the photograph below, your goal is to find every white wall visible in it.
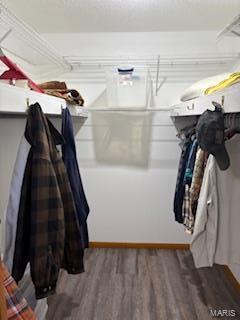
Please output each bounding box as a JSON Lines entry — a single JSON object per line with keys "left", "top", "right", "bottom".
{"left": 73, "top": 111, "right": 189, "bottom": 243}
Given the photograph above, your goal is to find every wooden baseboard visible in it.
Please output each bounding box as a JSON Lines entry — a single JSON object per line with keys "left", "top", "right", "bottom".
{"left": 89, "top": 242, "right": 190, "bottom": 250}
{"left": 223, "top": 266, "right": 240, "bottom": 294}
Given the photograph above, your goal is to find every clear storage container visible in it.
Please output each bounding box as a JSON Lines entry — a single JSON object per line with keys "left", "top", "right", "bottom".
{"left": 105, "top": 66, "right": 152, "bottom": 110}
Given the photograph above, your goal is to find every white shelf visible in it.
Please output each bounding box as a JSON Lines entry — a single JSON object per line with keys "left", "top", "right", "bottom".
{"left": 171, "top": 83, "right": 240, "bottom": 118}
{"left": 0, "top": 1, "right": 70, "bottom": 69}
{"left": 0, "top": 82, "right": 88, "bottom": 118}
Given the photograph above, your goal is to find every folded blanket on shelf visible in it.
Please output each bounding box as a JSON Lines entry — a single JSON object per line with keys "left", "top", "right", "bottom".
{"left": 180, "top": 73, "right": 230, "bottom": 102}
{"left": 204, "top": 72, "right": 240, "bottom": 95}
{"left": 38, "top": 81, "right": 85, "bottom": 106}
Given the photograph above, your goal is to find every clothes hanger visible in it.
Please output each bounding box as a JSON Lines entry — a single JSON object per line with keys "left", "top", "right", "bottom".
{"left": 212, "top": 96, "right": 224, "bottom": 111}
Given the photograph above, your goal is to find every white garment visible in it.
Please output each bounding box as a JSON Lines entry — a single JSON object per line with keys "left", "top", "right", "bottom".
{"left": 190, "top": 137, "right": 240, "bottom": 268}
{"left": 4, "top": 135, "right": 30, "bottom": 272}
{"left": 3, "top": 135, "right": 48, "bottom": 315}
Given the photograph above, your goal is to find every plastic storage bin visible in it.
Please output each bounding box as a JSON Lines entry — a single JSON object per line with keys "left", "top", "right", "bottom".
{"left": 105, "top": 66, "right": 152, "bottom": 110}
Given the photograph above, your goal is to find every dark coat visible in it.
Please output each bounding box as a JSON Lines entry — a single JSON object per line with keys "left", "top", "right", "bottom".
{"left": 12, "top": 103, "right": 84, "bottom": 299}
{"left": 62, "top": 107, "right": 90, "bottom": 248}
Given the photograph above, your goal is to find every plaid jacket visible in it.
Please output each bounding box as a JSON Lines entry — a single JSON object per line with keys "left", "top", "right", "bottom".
{"left": 12, "top": 104, "right": 84, "bottom": 299}
{"left": 0, "top": 262, "right": 36, "bottom": 319}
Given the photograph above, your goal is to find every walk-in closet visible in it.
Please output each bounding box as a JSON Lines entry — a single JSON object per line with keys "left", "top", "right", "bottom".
{"left": 0, "top": 1, "right": 240, "bottom": 319}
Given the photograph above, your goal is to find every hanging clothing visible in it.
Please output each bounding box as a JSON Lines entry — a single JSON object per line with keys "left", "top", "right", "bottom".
{"left": 183, "top": 139, "right": 198, "bottom": 185}
{"left": 183, "top": 148, "right": 208, "bottom": 234}
{"left": 174, "top": 137, "right": 193, "bottom": 223}
{"left": 182, "top": 185, "right": 194, "bottom": 234}
{"left": 182, "top": 139, "right": 198, "bottom": 233}
{"left": 4, "top": 136, "right": 30, "bottom": 272}
{"left": 62, "top": 107, "right": 89, "bottom": 248}
{"left": 224, "top": 112, "right": 240, "bottom": 131}
{"left": 189, "top": 148, "right": 208, "bottom": 218}
{"left": 12, "top": 103, "right": 84, "bottom": 299}
{"left": 0, "top": 262, "right": 36, "bottom": 320}
{"left": 191, "top": 137, "right": 240, "bottom": 268}
{"left": 0, "top": 264, "right": 7, "bottom": 320}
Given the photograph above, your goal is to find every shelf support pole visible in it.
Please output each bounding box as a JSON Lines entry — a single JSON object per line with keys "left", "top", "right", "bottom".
{"left": 155, "top": 55, "right": 167, "bottom": 96}
{"left": 0, "top": 28, "right": 12, "bottom": 44}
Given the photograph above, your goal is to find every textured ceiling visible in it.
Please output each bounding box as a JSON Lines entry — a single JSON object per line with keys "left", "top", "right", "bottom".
{"left": 3, "top": 0, "right": 240, "bottom": 33}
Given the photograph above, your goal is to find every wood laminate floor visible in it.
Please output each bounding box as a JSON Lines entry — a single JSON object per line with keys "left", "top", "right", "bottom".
{"left": 46, "top": 248, "right": 240, "bottom": 320}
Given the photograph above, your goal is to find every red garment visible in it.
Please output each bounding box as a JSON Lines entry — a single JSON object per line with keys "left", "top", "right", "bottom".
{"left": 0, "top": 48, "right": 43, "bottom": 93}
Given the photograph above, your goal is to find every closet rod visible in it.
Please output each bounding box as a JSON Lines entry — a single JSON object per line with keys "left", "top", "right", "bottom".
{"left": 84, "top": 107, "right": 174, "bottom": 112}
{"left": 65, "top": 78, "right": 227, "bottom": 84}
{"left": 69, "top": 68, "right": 232, "bottom": 75}
{"left": 68, "top": 61, "right": 235, "bottom": 69}
{"left": 66, "top": 54, "right": 239, "bottom": 62}
{"left": 65, "top": 54, "right": 239, "bottom": 75}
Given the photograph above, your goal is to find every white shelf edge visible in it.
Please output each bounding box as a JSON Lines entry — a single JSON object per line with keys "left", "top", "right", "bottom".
{"left": 171, "top": 83, "right": 240, "bottom": 118}
{"left": 0, "top": 83, "right": 88, "bottom": 118}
